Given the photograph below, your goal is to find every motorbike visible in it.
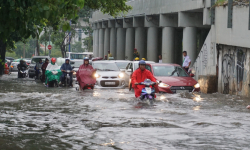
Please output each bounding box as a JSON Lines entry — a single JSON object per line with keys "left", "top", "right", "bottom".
{"left": 18, "top": 67, "right": 27, "bottom": 78}
{"left": 46, "top": 70, "right": 59, "bottom": 87}
{"left": 61, "top": 70, "right": 73, "bottom": 87}
{"left": 35, "top": 69, "right": 43, "bottom": 81}
{"left": 138, "top": 79, "right": 157, "bottom": 105}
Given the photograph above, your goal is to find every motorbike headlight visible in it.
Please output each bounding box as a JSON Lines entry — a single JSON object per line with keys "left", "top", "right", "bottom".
{"left": 118, "top": 73, "right": 124, "bottom": 78}
{"left": 194, "top": 83, "right": 200, "bottom": 88}
{"left": 158, "top": 83, "right": 169, "bottom": 88}
{"left": 94, "top": 73, "right": 100, "bottom": 78}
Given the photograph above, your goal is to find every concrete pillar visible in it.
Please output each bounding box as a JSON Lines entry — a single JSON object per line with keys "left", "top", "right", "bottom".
{"left": 135, "top": 27, "right": 146, "bottom": 59}
{"left": 95, "top": 30, "right": 99, "bottom": 57}
{"left": 183, "top": 27, "right": 197, "bottom": 65}
{"left": 110, "top": 28, "right": 116, "bottom": 59}
{"left": 147, "top": 27, "right": 158, "bottom": 62}
{"left": 125, "top": 28, "right": 135, "bottom": 60}
{"left": 162, "top": 27, "right": 175, "bottom": 63}
{"left": 104, "top": 28, "right": 110, "bottom": 57}
{"left": 116, "top": 28, "right": 126, "bottom": 60}
{"left": 98, "top": 29, "right": 104, "bottom": 58}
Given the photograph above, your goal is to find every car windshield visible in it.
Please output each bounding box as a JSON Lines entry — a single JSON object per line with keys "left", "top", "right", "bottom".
{"left": 70, "top": 54, "right": 87, "bottom": 59}
{"left": 71, "top": 61, "right": 83, "bottom": 68}
{"left": 153, "top": 66, "right": 189, "bottom": 77}
{"left": 31, "top": 58, "right": 46, "bottom": 64}
{"left": 115, "top": 62, "right": 129, "bottom": 69}
{"left": 93, "top": 62, "right": 119, "bottom": 71}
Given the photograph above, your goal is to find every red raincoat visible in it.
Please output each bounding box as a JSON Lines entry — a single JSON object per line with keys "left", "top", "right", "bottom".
{"left": 131, "top": 68, "right": 158, "bottom": 98}
{"left": 76, "top": 64, "right": 96, "bottom": 89}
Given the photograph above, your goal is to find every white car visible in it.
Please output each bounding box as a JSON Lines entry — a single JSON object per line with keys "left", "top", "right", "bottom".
{"left": 92, "top": 61, "right": 126, "bottom": 88}
{"left": 124, "top": 61, "right": 155, "bottom": 86}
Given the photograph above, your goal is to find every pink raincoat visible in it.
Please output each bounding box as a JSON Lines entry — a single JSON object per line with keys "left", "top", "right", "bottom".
{"left": 76, "top": 64, "right": 96, "bottom": 89}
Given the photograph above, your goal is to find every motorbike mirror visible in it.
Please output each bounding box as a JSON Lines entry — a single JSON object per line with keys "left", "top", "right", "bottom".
{"left": 72, "top": 66, "right": 75, "bottom": 69}
{"left": 120, "top": 69, "right": 125, "bottom": 72}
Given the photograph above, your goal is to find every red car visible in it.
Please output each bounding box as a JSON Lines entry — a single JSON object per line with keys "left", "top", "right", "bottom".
{"left": 146, "top": 63, "right": 200, "bottom": 93}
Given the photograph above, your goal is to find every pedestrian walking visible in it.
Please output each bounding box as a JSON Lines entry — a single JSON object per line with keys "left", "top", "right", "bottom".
{"left": 159, "top": 54, "right": 162, "bottom": 63}
{"left": 182, "top": 51, "right": 191, "bottom": 72}
{"left": 133, "top": 48, "right": 140, "bottom": 60}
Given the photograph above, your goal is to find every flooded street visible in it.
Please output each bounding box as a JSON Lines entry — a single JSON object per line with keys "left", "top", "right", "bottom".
{"left": 1, "top": 73, "right": 250, "bottom": 150}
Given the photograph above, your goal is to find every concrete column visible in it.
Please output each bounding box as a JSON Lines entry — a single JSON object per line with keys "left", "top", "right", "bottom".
{"left": 135, "top": 27, "right": 146, "bottom": 59}
{"left": 104, "top": 28, "right": 110, "bottom": 57}
{"left": 147, "top": 27, "right": 158, "bottom": 62}
{"left": 116, "top": 28, "right": 126, "bottom": 60}
{"left": 162, "top": 27, "right": 175, "bottom": 63}
{"left": 183, "top": 27, "right": 197, "bottom": 65}
{"left": 125, "top": 28, "right": 135, "bottom": 60}
{"left": 98, "top": 29, "right": 104, "bottom": 58}
{"left": 110, "top": 28, "right": 116, "bottom": 59}
{"left": 95, "top": 30, "right": 99, "bottom": 57}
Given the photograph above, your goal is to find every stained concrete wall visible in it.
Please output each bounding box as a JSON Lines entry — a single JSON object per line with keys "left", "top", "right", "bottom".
{"left": 218, "top": 45, "right": 250, "bottom": 97}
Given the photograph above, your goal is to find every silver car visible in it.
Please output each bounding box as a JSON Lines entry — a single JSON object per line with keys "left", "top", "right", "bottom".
{"left": 28, "top": 56, "right": 50, "bottom": 78}
{"left": 92, "top": 61, "right": 126, "bottom": 88}
{"left": 9, "top": 62, "right": 20, "bottom": 72}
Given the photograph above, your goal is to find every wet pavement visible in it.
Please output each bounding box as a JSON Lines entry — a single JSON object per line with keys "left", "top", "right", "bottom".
{"left": 1, "top": 73, "right": 250, "bottom": 150}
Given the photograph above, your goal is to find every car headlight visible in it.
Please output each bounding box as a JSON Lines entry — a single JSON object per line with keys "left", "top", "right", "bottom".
{"left": 119, "top": 73, "right": 124, "bottom": 78}
{"left": 158, "top": 83, "right": 169, "bottom": 88}
{"left": 194, "top": 83, "right": 200, "bottom": 88}
{"left": 94, "top": 73, "right": 100, "bottom": 78}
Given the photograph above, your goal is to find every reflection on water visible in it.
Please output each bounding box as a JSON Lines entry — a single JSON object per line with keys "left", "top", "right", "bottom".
{"left": 1, "top": 73, "right": 250, "bottom": 149}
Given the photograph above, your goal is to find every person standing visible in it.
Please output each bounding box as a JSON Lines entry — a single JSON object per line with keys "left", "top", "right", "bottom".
{"left": 133, "top": 48, "right": 140, "bottom": 60}
{"left": 158, "top": 54, "right": 162, "bottom": 63}
{"left": 182, "top": 51, "right": 191, "bottom": 72}
{"left": 107, "top": 51, "right": 112, "bottom": 60}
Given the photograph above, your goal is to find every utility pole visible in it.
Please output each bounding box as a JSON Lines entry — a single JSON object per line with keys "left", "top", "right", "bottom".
{"left": 23, "top": 43, "right": 25, "bottom": 58}
{"left": 45, "top": 28, "right": 47, "bottom": 56}
{"left": 69, "top": 20, "right": 71, "bottom": 52}
{"left": 49, "top": 30, "right": 51, "bottom": 57}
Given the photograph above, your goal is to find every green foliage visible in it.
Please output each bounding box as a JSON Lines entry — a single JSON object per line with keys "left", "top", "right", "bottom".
{"left": 71, "top": 41, "right": 84, "bottom": 52}
{"left": 84, "top": 0, "right": 132, "bottom": 17}
{"left": 83, "top": 37, "right": 93, "bottom": 52}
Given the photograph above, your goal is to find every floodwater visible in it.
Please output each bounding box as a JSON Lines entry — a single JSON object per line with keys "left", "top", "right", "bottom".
{"left": 1, "top": 73, "right": 250, "bottom": 150}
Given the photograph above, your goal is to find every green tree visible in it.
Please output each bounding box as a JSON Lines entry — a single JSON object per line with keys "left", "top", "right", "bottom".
{"left": 83, "top": 37, "right": 93, "bottom": 52}
{"left": 71, "top": 41, "right": 84, "bottom": 52}
{"left": 0, "top": 0, "right": 85, "bottom": 75}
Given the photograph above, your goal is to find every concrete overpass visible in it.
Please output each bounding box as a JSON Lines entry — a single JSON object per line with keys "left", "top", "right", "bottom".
{"left": 91, "top": 0, "right": 250, "bottom": 97}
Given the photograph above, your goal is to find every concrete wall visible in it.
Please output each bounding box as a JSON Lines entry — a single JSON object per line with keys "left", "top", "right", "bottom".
{"left": 218, "top": 45, "right": 250, "bottom": 97}
{"left": 215, "top": 6, "right": 250, "bottom": 48}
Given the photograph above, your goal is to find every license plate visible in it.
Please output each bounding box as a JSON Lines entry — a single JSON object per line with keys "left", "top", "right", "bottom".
{"left": 176, "top": 90, "right": 190, "bottom": 93}
{"left": 105, "top": 82, "right": 115, "bottom": 85}
{"left": 145, "top": 87, "right": 152, "bottom": 94}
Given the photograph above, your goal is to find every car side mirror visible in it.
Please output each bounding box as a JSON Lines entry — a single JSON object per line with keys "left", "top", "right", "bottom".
{"left": 127, "top": 69, "right": 132, "bottom": 72}
{"left": 190, "top": 73, "right": 195, "bottom": 77}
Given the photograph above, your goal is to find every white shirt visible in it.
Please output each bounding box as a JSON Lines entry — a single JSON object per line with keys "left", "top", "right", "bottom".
{"left": 182, "top": 56, "right": 191, "bottom": 67}
{"left": 159, "top": 59, "right": 162, "bottom": 63}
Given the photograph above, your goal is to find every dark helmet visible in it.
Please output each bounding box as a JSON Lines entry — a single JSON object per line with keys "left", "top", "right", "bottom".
{"left": 139, "top": 60, "right": 146, "bottom": 65}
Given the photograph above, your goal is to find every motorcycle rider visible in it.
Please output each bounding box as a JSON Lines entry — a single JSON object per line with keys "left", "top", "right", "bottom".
{"left": 76, "top": 57, "right": 96, "bottom": 90}
{"left": 34, "top": 59, "right": 43, "bottom": 79}
{"left": 45, "top": 58, "right": 61, "bottom": 86}
{"left": 131, "top": 60, "right": 158, "bottom": 98}
{"left": 17, "top": 59, "right": 27, "bottom": 78}
{"left": 60, "top": 58, "right": 73, "bottom": 86}
{"left": 41, "top": 58, "right": 49, "bottom": 82}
